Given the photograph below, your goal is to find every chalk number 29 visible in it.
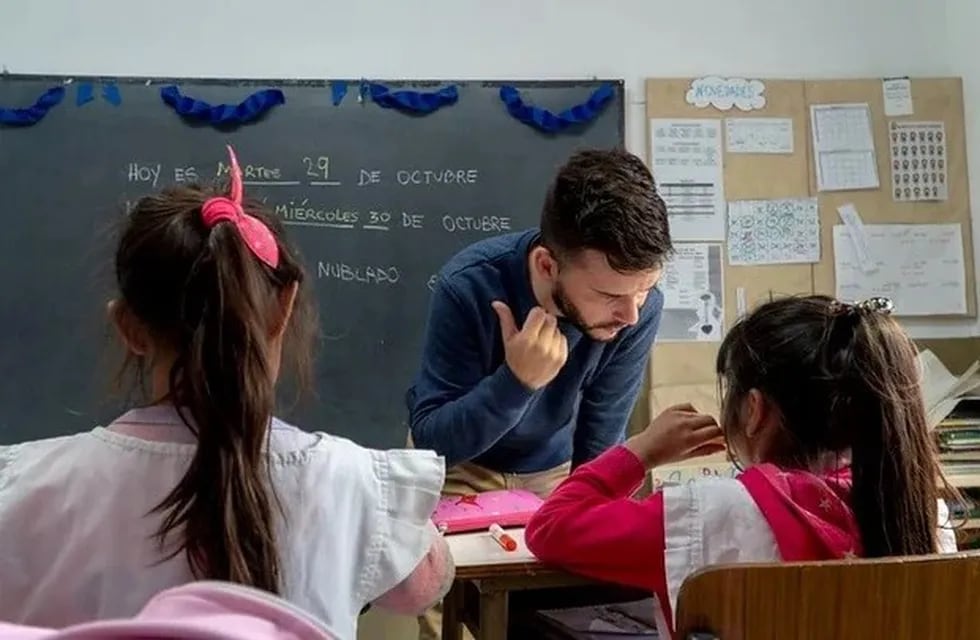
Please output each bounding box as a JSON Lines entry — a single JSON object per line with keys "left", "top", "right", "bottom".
{"left": 302, "top": 156, "right": 330, "bottom": 180}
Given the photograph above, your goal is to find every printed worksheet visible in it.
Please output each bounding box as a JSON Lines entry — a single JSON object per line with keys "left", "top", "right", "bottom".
{"left": 727, "top": 198, "right": 820, "bottom": 265}
{"left": 833, "top": 223, "right": 966, "bottom": 316}
{"left": 656, "top": 243, "right": 725, "bottom": 342}
{"left": 889, "top": 121, "right": 948, "bottom": 202}
{"left": 649, "top": 119, "right": 726, "bottom": 240}
{"left": 810, "top": 103, "right": 879, "bottom": 191}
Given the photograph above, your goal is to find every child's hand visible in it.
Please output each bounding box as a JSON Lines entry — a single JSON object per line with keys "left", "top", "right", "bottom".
{"left": 625, "top": 403, "right": 725, "bottom": 469}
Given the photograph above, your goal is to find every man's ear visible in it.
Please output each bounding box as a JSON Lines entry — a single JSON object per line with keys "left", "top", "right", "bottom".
{"left": 107, "top": 299, "right": 151, "bottom": 356}
{"left": 528, "top": 245, "right": 560, "bottom": 282}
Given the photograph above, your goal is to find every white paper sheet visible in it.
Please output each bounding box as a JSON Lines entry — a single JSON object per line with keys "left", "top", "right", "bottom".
{"left": 888, "top": 121, "right": 948, "bottom": 202}
{"left": 727, "top": 198, "right": 820, "bottom": 265}
{"left": 649, "top": 119, "right": 726, "bottom": 240}
{"left": 833, "top": 223, "right": 966, "bottom": 316}
{"left": 810, "top": 103, "right": 880, "bottom": 191}
{"left": 883, "top": 78, "right": 914, "bottom": 116}
{"left": 735, "top": 286, "right": 747, "bottom": 319}
{"left": 836, "top": 203, "right": 876, "bottom": 273}
{"left": 657, "top": 243, "right": 725, "bottom": 342}
{"left": 725, "top": 117, "right": 794, "bottom": 154}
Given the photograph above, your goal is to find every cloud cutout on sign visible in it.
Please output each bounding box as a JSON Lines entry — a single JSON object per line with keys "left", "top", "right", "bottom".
{"left": 686, "top": 77, "right": 766, "bottom": 111}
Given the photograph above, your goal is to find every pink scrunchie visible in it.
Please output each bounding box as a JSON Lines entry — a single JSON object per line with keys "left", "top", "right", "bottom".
{"left": 201, "top": 146, "right": 280, "bottom": 269}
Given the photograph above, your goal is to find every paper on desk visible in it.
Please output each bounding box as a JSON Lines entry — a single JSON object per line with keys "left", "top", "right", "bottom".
{"left": 725, "top": 117, "right": 793, "bottom": 154}
{"left": 727, "top": 198, "right": 820, "bottom": 265}
{"left": 836, "top": 203, "right": 876, "bottom": 273}
{"left": 649, "top": 118, "right": 726, "bottom": 240}
{"left": 833, "top": 223, "right": 967, "bottom": 316}
{"left": 656, "top": 243, "right": 724, "bottom": 342}
{"left": 918, "top": 349, "right": 980, "bottom": 429}
{"left": 883, "top": 78, "right": 914, "bottom": 116}
{"left": 810, "top": 103, "right": 880, "bottom": 191}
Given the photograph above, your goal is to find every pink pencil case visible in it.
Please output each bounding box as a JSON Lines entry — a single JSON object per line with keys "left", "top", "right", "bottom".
{"left": 431, "top": 489, "right": 544, "bottom": 534}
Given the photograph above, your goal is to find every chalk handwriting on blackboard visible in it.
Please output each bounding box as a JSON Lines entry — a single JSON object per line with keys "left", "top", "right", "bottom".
{"left": 441, "top": 215, "right": 510, "bottom": 232}
{"left": 127, "top": 163, "right": 162, "bottom": 188}
{"left": 396, "top": 169, "right": 479, "bottom": 186}
{"left": 317, "top": 262, "right": 400, "bottom": 285}
{"left": 275, "top": 200, "right": 359, "bottom": 228}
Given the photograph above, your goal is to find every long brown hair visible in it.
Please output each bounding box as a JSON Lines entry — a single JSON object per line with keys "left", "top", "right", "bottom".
{"left": 716, "top": 295, "right": 943, "bottom": 556}
{"left": 114, "top": 181, "right": 316, "bottom": 593}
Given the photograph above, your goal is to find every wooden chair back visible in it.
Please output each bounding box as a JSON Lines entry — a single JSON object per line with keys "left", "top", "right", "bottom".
{"left": 675, "top": 552, "right": 980, "bottom": 639}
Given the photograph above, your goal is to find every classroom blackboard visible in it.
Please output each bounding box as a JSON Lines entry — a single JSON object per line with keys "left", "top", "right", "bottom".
{"left": 0, "top": 75, "right": 624, "bottom": 447}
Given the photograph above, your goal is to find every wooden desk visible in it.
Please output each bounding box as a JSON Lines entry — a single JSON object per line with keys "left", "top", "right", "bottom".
{"left": 443, "top": 529, "right": 643, "bottom": 640}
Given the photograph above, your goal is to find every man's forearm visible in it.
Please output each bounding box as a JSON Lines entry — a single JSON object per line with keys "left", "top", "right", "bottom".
{"left": 409, "top": 364, "right": 535, "bottom": 466}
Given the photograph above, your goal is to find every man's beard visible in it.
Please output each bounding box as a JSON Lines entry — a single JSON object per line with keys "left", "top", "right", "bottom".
{"left": 552, "top": 279, "right": 625, "bottom": 342}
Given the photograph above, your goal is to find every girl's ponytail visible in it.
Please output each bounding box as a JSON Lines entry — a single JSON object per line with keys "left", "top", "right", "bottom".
{"left": 154, "top": 226, "right": 283, "bottom": 591}
{"left": 832, "top": 306, "right": 940, "bottom": 556}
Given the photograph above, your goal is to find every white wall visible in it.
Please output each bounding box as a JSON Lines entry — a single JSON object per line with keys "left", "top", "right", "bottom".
{"left": 1, "top": 0, "right": 974, "bottom": 337}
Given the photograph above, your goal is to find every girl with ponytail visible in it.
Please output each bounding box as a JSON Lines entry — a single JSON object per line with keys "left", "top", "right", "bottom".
{"left": 525, "top": 294, "right": 957, "bottom": 638}
{"left": 0, "top": 147, "right": 452, "bottom": 640}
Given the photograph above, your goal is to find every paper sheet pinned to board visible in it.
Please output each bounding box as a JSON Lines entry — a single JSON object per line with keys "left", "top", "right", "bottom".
{"left": 833, "top": 223, "right": 967, "bottom": 316}
{"left": 725, "top": 117, "right": 793, "bottom": 154}
{"left": 836, "top": 203, "right": 876, "bottom": 273}
{"left": 649, "top": 118, "right": 726, "bottom": 240}
{"left": 810, "top": 103, "right": 880, "bottom": 191}
{"left": 889, "top": 121, "right": 949, "bottom": 202}
{"left": 882, "top": 77, "right": 913, "bottom": 116}
{"left": 727, "top": 198, "right": 820, "bottom": 265}
{"left": 656, "top": 243, "right": 725, "bottom": 342}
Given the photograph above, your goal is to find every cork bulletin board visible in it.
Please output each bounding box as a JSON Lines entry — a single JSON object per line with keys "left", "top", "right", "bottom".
{"left": 644, "top": 76, "right": 974, "bottom": 425}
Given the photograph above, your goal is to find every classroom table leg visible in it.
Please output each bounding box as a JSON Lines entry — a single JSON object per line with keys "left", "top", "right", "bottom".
{"left": 478, "top": 590, "right": 508, "bottom": 640}
{"left": 441, "top": 581, "right": 465, "bottom": 640}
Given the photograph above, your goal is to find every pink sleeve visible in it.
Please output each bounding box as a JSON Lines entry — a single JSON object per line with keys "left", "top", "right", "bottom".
{"left": 372, "top": 522, "right": 454, "bottom": 615}
{"left": 525, "top": 446, "right": 670, "bottom": 613}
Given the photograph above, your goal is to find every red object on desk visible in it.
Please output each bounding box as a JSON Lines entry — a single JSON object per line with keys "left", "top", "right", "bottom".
{"left": 432, "top": 489, "right": 543, "bottom": 534}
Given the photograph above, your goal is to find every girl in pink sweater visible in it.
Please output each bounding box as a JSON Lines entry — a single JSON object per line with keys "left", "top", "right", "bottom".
{"left": 526, "top": 295, "right": 957, "bottom": 638}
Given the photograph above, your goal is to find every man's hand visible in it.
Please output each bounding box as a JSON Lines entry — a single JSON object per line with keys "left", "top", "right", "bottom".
{"left": 492, "top": 302, "right": 568, "bottom": 391}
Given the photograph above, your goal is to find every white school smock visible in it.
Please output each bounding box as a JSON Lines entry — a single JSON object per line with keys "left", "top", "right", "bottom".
{"left": 0, "top": 405, "right": 444, "bottom": 640}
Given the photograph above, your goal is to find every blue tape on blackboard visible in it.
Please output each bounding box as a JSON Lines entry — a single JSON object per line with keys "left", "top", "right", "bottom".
{"left": 102, "top": 82, "right": 122, "bottom": 106}
{"left": 331, "top": 81, "right": 348, "bottom": 106}
{"left": 0, "top": 86, "right": 66, "bottom": 126}
{"left": 159, "top": 85, "right": 285, "bottom": 125}
{"left": 367, "top": 82, "right": 458, "bottom": 114}
{"left": 498, "top": 83, "right": 615, "bottom": 133}
{"left": 75, "top": 82, "right": 94, "bottom": 106}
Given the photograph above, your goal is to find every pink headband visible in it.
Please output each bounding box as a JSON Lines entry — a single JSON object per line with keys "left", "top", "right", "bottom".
{"left": 201, "top": 146, "right": 280, "bottom": 269}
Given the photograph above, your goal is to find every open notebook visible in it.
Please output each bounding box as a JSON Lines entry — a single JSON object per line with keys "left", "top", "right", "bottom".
{"left": 431, "top": 489, "right": 543, "bottom": 534}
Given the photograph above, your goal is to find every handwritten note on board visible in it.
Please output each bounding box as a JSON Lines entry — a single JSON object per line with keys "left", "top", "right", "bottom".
{"left": 727, "top": 198, "right": 820, "bottom": 265}
{"left": 833, "top": 223, "right": 966, "bottom": 316}
{"left": 725, "top": 118, "right": 793, "bottom": 154}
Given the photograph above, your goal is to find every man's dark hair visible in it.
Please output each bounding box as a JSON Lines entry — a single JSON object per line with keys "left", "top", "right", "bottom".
{"left": 540, "top": 148, "right": 671, "bottom": 271}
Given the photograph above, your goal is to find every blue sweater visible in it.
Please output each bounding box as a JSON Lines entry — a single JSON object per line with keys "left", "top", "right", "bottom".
{"left": 406, "top": 230, "right": 663, "bottom": 473}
